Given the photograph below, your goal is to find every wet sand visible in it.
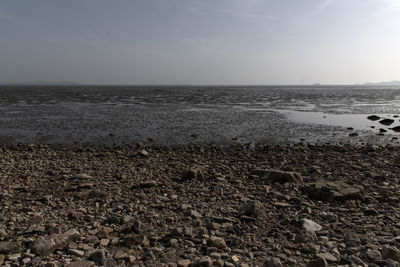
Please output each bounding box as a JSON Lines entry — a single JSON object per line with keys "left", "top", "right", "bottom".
{"left": 1, "top": 143, "right": 400, "bottom": 266}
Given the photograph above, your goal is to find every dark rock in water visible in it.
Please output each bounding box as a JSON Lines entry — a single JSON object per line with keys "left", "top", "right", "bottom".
{"left": 382, "top": 247, "right": 400, "bottom": 261}
{"left": 346, "top": 127, "right": 354, "bottom": 130}
{"left": 304, "top": 181, "right": 364, "bottom": 201}
{"left": 380, "top": 128, "right": 387, "bottom": 133}
{"left": 370, "top": 126, "right": 375, "bottom": 129}
{"left": 379, "top": 118, "right": 395, "bottom": 126}
{"left": 349, "top": 133, "right": 358, "bottom": 137}
{"left": 394, "top": 115, "right": 399, "bottom": 118}
{"left": 268, "top": 169, "right": 302, "bottom": 183}
{"left": 392, "top": 126, "right": 400, "bottom": 132}
{"left": 367, "top": 115, "right": 380, "bottom": 121}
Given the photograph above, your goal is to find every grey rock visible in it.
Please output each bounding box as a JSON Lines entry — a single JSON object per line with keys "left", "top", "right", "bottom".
{"left": 300, "top": 218, "right": 322, "bottom": 233}
{"left": 32, "top": 228, "right": 80, "bottom": 256}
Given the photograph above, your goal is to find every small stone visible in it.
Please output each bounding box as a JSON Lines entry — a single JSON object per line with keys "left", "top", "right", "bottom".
{"left": 207, "top": 236, "right": 227, "bottom": 249}
{"left": 238, "top": 200, "right": 266, "bottom": 218}
{"left": 68, "top": 248, "right": 85, "bottom": 257}
{"left": 300, "top": 218, "right": 322, "bottom": 233}
{"left": 316, "top": 252, "right": 337, "bottom": 262}
{"left": 307, "top": 258, "right": 328, "bottom": 267}
{"left": 72, "top": 173, "right": 93, "bottom": 180}
{"left": 231, "top": 255, "right": 240, "bottom": 262}
{"left": 89, "top": 249, "right": 105, "bottom": 265}
{"left": 0, "top": 254, "right": 4, "bottom": 265}
{"left": 70, "top": 212, "right": 84, "bottom": 220}
{"left": 380, "top": 118, "right": 395, "bottom": 126}
{"left": 32, "top": 228, "right": 80, "bottom": 256}
{"left": 66, "top": 260, "right": 95, "bottom": 267}
{"left": 177, "top": 259, "right": 191, "bottom": 267}
{"left": 100, "top": 238, "right": 110, "bottom": 247}
{"left": 265, "top": 257, "right": 283, "bottom": 267}
{"left": 104, "top": 258, "right": 118, "bottom": 267}
{"left": 190, "top": 210, "right": 202, "bottom": 218}
{"left": 140, "top": 149, "right": 149, "bottom": 157}
{"left": 367, "top": 115, "right": 380, "bottom": 121}
{"left": 0, "top": 241, "right": 19, "bottom": 254}
{"left": 382, "top": 247, "right": 400, "bottom": 261}
{"left": 114, "top": 249, "right": 128, "bottom": 260}
{"left": 6, "top": 253, "right": 21, "bottom": 261}
{"left": 268, "top": 169, "right": 302, "bottom": 183}
{"left": 139, "top": 180, "right": 157, "bottom": 188}
{"left": 21, "top": 257, "right": 31, "bottom": 264}
{"left": 366, "top": 249, "right": 381, "bottom": 260}
{"left": 182, "top": 166, "right": 199, "bottom": 180}
{"left": 197, "top": 256, "right": 212, "bottom": 267}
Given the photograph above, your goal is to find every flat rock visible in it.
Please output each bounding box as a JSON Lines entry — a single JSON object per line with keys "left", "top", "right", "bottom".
{"left": 304, "top": 180, "right": 364, "bottom": 201}
{"left": 32, "top": 228, "right": 80, "bottom": 256}
{"left": 66, "top": 260, "right": 95, "bottom": 267}
{"left": 139, "top": 180, "right": 157, "bottom": 188}
{"left": 268, "top": 169, "right": 302, "bottom": 183}
{"left": 316, "top": 252, "right": 337, "bottom": 262}
{"left": 0, "top": 241, "right": 19, "bottom": 254}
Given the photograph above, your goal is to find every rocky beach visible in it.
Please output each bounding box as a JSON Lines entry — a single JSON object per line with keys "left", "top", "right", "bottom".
{"left": 1, "top": 143, "right": 400, "bottom": 266}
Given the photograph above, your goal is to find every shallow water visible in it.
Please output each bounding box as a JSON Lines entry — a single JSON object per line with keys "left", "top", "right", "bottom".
{"left": 1, "top": 85, "right": 400, "bottom": 145}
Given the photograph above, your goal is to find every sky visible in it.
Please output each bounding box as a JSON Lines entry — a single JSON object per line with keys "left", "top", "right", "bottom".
{"left": 0, "top": 0, "right": 400, "bottom": 85}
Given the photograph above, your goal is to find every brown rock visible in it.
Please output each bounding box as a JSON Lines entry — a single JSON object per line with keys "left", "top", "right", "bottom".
{"left": 304, "top": 181, "right": 364, "bottom": 201}
{"left": 268, "top": 169, "right": 303, "bottom": 183}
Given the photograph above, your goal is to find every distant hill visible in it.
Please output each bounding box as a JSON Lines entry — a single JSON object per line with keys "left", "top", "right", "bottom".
{"left": 0, "top": 81, "right": 82, "bottom": 86}
{"left": 363, "top": 81, "right": 400, "bottom": 86}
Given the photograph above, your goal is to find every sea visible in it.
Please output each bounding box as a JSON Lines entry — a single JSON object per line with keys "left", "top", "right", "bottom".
{"left": 1, "top": 85, "right": 400, "bottom": 146}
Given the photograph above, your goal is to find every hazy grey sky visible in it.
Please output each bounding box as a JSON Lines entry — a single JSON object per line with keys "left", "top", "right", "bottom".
{"left": 1, "top": 0, "right": 399, "bottom": 85}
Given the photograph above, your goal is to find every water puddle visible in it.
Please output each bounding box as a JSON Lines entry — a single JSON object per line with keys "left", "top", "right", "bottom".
{"left": 274, "top": 110, "right": 400, "bottom": 134}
